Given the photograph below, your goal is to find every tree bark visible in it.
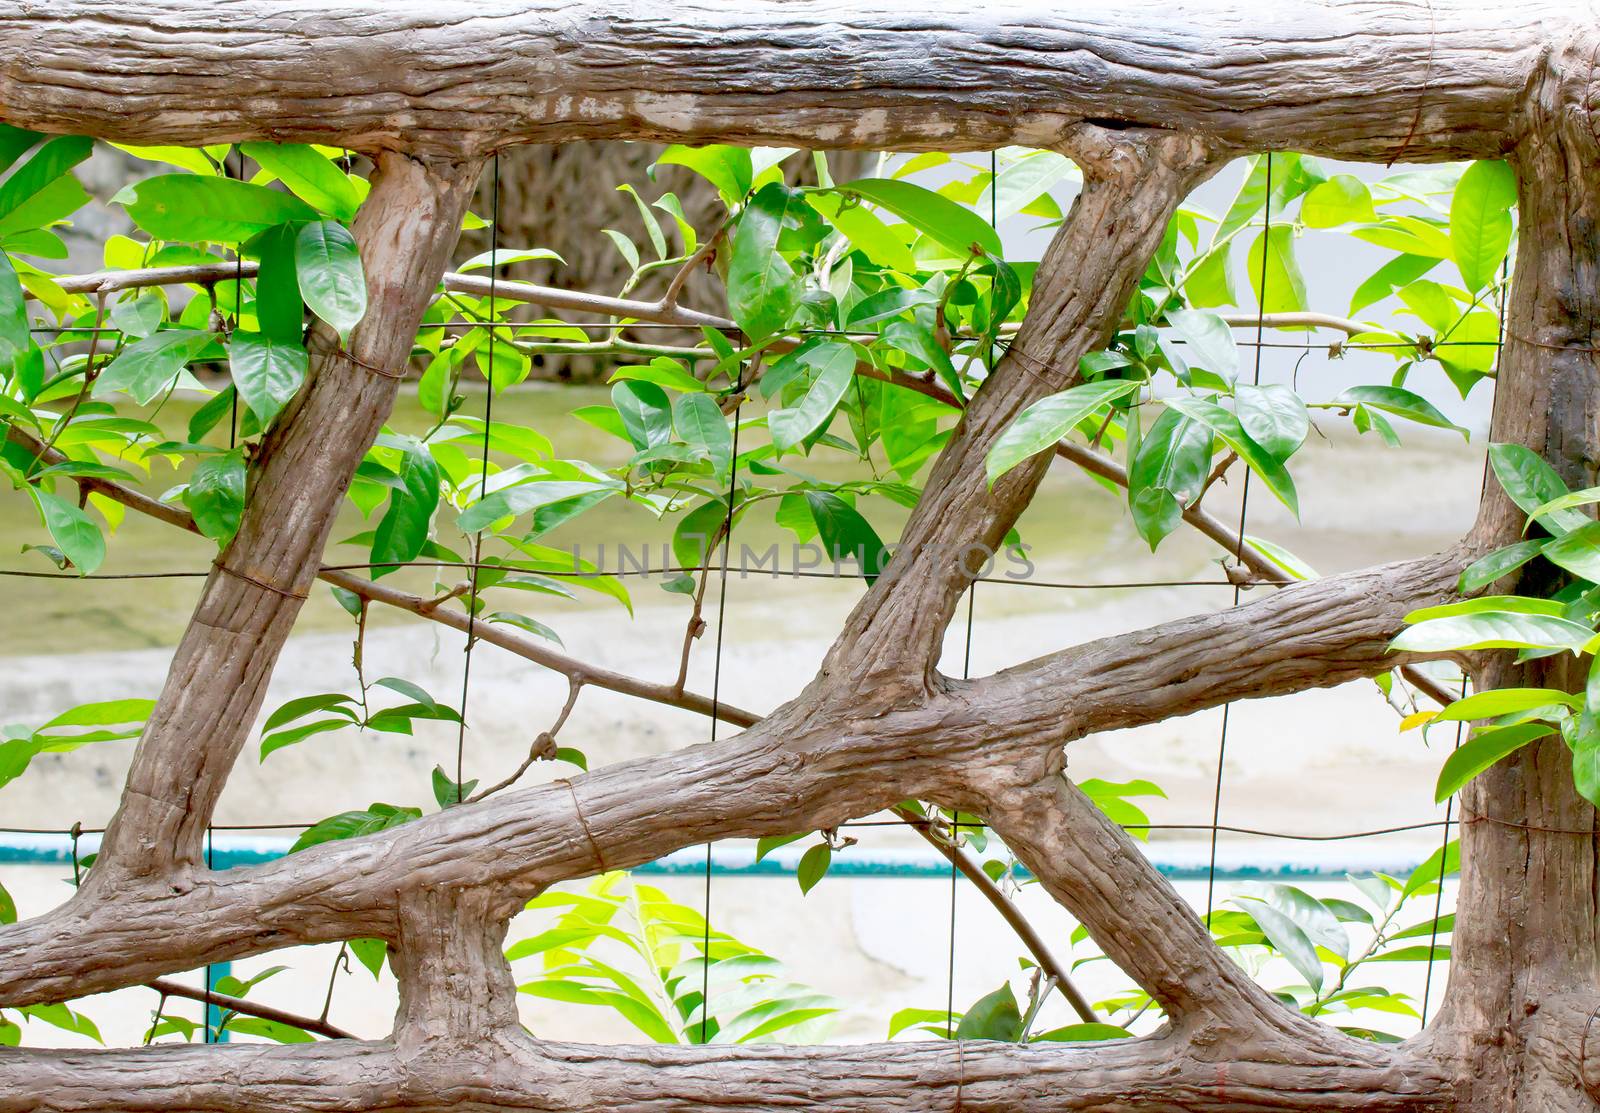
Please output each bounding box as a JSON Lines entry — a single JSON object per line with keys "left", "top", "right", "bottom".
{"left": 0, "top": 2, "right": 1568, "bottom": 161}
{"left": 1420, "top": 45, "right": 1600, "bottom": 1112}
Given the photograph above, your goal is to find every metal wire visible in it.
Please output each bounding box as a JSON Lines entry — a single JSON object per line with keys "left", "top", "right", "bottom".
{"left": 1203, "top": 156, "right": 1274, "bottom": 927}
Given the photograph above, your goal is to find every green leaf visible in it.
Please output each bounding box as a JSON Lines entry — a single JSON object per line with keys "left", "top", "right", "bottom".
{"left": 796, "top": 843, "right": 831, "bottom": 894}
{"left": 0, "top": 135, "right": 92, "bottom": 234}
{"left": 1450, "top": 160, "right": 1516, "bottom": 293}
{"left": 806, "top": 192, "right": 916, "bottom": 273}
{"left": 262, "top": 693, "right": 359, "bottom": 732}
{"left": 1435, "top": 722, "right": 1553, "bottom": 802}
{"left": 245, "top": 221, "right": 304, "bottom": 342}
{"left": 728, "top": 182, "right": 803, "bottom": 342}
{"left": 755, "top": 832, "right": 807, "bottom": 862}
{"left": 1128, "top": 408, "right": 1213, "bottom": 551}
{"left": 1166, "top": 309, "right": 1239, "bottom": 382}
{"left": 1165, "top": 395, "right": 1299, "bottom": 516}
{"left": 805, "top": 491, "right": 888, "bottom": 583}
{"left": 109, "top": 292, "right": 164, "bottom": 341}
{"left": 1573, "top": 723, "right": 1600, "bottom": 808}
{"left": 1246, "top": 225, "right": 1307, "bottom": 313}
{"left": 290, "top": 804, "right": 421, "bottom": 853}
{"left": 654, "top": 145, "right": 753, "bottom": 206}
{"left": 459, "top": 480, "right": 615, "bottom": 534}
{"left": 954, "top": 984, "right": 1022, "bottom": 1041}
{"left": 1238, "top": 899, "right": 1323, "bottom": 990}
{"left": 1031, "top": 1022, "right": 1133, "bottom": 1043}
{"left": 1392, "top": 611, "right": 1595, "bottom": 654}
{"left": 1525, "top": 486, "right": 1600, "bottom": 522}
{"left": 1300, "top": 174, "right": 1377, "bottom": 228}
{"left": 229, "top": 330, "right": 308, "bottom": 425}
{"left": 673, "top": 392, "right": 732, "bottom": 478}
{"left": 985, "top": 379, "right": 1140, "bottom": 486}
{"left": 183, "top": 449, "right": 247, "bottom": 543}
{"left": 432, "top": 764, "right": 478, "bottom": 809}
{"left": 242, "top": 143, "right": 361, "bottom": 221}
{"left": 0, "top": 253, "right": 31, "bottom": 365}
{"left": 769, "top": 341, "right": 856, "bottom": 450}
{"left": 0, "top": 879, "right": 14, "bottom": 925}
{"left": 1402, "top": 840, "right": 1460, "bottom": 899}
{"left": 223, "top": 1016, "right": 314, "bottom": 1044}
{"left": 1542, "top": 521, "right": 1600, "bottom": 583}
{"left": 1434, "top": 688, "right": 1579, "bottom": 722}
{"left": 1489, "top": 443, "right": 1587, "bottom": 535}
{"left": 371, "top": 437, "right": 441, "bottom": 573}
{"left": 1334, "top": 385, "right": 1467, "bottom": 439}
{"left": 833, "top": 178, "right": 1001, "bottom": 258}
{"left": 1235, "top": 383, "right": 1308, "bottom": 461}
{"left": 295, "top": 220, "right": 367, "bottom": 341}
{"left": 612, "top": 380, "right": 674, "bottom": 450}
{"left": 610, "top": 357, "right": 706, "bottom": 394}
{"left": 93, "top": 329, "right": 215, "bottom": 405}
{"left": 259, "top": 717, "right": 353, "bottom": 760}
{"left": 116, "top": 175, "right": 320, "bottom": 241}
{"left": 29, "top": 488, "right": 104, "bottom": 575}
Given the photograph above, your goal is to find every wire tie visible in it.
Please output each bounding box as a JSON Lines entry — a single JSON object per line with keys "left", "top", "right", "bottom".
{"left": 213, "top": 559, "right": 310, "bottom": 601}
{"left": 310, "top": 336, "right": 407, "bottom": 380}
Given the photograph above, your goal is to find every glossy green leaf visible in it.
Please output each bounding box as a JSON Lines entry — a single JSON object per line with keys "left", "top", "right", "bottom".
{"left": 459, "top": 480, "right": 615, "bottom": 534}
{"left": 1235, "top": 383, "right": 1308, "bottom": 461}
{"left": 241, "top": 143, "right": 361, "bottom": 221}
{"left": 30, "top": 488, "right": 103, "bottom": 575}
{"left": 796, "top": 843, "right": 831, "bottom": 894}
{"left": 290, "top": 803, "right": 421, "bottom": 853}
{"left": 955, "top": 983, "right": 1022, "bottom": 1041}
{"left": 183, "top": 449, "right": 246, "bottom": 543}
{"left": 985, "top": 379, "right": 1140, "bottom": 486}
{"left": 1165, "top": 395, "right": 1299, "bottom": 516}
{"left": 1433, "top": 688, "right": 1579, "bottom": 723}
{"left": 673, "top": 392, "right": 733, "bottom": 478}
{"left": 1334, "top": 385, "right": 1466, "bottom": 439}
{"left": 0, "top": 135, "right": 92, "bottom": 234}
{"left": 770, "top": 340, "right": 856, "bottom": 450}
{"left": 1031, "top": 1022, "right": 1133, "bottom": 1042}
{"left": 1392, "top": 611, "right": 1594, "bottom": 654}
{"left": 229, "top": 330, "right": 308, "bottom": 425}
{"left": 93, "top": 329, "right": 215, "bottom": 405}
{"left": 833, "top": 177, "right": 1001, "bottom": 258}
{"left": 805, "top": 491, "right": 888, "bottom": 583}
{"left": 371, "top": 437, "right": 441, "bottom": 574}
{"left": 116, "top": 175, "right": 319, "bottom": 241}
{"left": 1246, "top": 225, "right": 1307, "bottom": 313}
{"left": 612, "top": 380, "right": 674, "bottom": 450}
{"left": 1458, "top": 540, "right": 1544, "bottom": 594}
{"left": 295, "top": 220, "right": 367, "bottom": 341}
{"left": 1128, "top": 407, "right": 1213, "bottom": 551}
{"left": 1541, "top": 521, "right": 1600, "bottom": 583}
{"left": 1489, "top": 443, "right": 1588, "bottom": 535}
{"left": 1166, "top": 309, "right": 1239, "bottom": 381}
{"left": 654, "top": 145, "right": 753, "bottom": 206}
{"left": 1450, "top": 160, "right": 1516, "bottom": 293}
{"left": 1300, "top": 174, "right": 1377, "bottom": 228}
{"left": 0, "top": 253, "right": 30, "bottom": 366}
{"left": 807, "top": 192, "right": 916, "bottom": 273}
{"left": 1435, "top": 722, "right": 1554, "bottom": 802}
{"left": 1238, "top": 898, "right": 1323, "bottom": 990}
{"left": 728, "top": 183, "right": 803, "bottom": 342}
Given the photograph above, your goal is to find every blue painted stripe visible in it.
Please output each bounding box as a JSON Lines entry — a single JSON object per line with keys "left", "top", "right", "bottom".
{"left": 0, "top": 833, "right": 1426, "bottom": 882}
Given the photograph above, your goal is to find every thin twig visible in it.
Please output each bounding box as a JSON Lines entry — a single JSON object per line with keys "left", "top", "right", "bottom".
{"left": 892, "top": 805, "right": 1099, "bottom": 1025}
{"left": 144, "top": 978, "right": 356, "bottom": 1041}
{"left": 467, "top": 680, "right": 582, "bottom": 804}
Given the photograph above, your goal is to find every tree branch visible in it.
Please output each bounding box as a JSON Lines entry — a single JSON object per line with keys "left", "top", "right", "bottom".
{"left": 143, "top": 978, "right": 355, "bottom": 1042}
{"left": 0, "top": 1, "right": 1548, "bottom": 162}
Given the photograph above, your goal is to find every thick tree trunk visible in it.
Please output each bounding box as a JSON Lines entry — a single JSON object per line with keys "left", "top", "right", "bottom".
{"left": 1422, "top": 49, "right": 1600, "bottom": 1112}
